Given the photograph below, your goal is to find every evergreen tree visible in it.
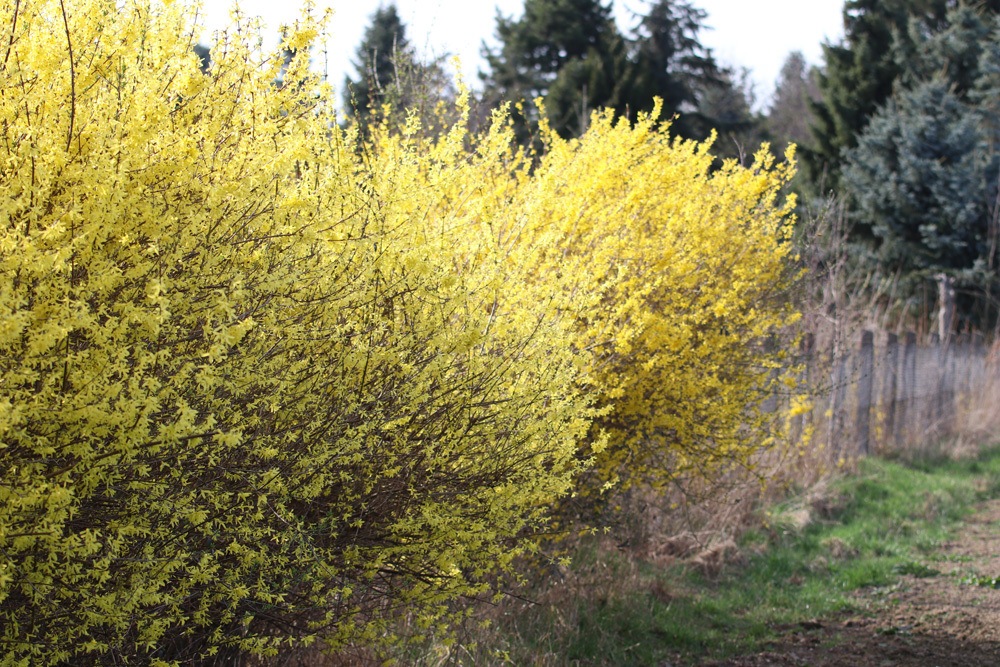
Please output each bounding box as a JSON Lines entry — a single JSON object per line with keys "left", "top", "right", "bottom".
{"left": 481, "top": 0, "right": 626, "bottom": 138}
{"left": 344, "top": 5, "right": 412, "bottom": 117}
{"left": 973, "top": 16, "right": 1000, "bottom": 164}
{"left": 766, "top": 51, "right": 819, "bottom": 153}
{"left": 840, "top": 10, "right": 1000, "bottom": 324}
{"left": 971, "top": 18, "right": 1000, "bottom": 290}
{"left": 542, "top": 30, "right": 630, "bottom": 136}
{"left": 807, "top": 0, "right": 1000, "bottom": 193}
{"left": 481, "top": 0, "right": 724, "bottom": 141}
{"left": 893, "top": 3, "right": 993, "bottom": 95}
{"left": 343, "top": 5, "right": 455, "bottom": 134}
{"left": 697, "top": 67, "right": 764, "bottom": 163}
{"left": 843, "top": 79, "right": 989, "bottom": 282}
{"left": 622, "top": 0, "right": 725, "bottom": 140}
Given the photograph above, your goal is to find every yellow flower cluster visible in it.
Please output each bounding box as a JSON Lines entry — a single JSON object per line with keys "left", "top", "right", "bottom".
{"left": 0, "top": 0, "right": 798, "bottom": 662}
{"left": 517, "top": 105, "right": 800, "bottom": 491}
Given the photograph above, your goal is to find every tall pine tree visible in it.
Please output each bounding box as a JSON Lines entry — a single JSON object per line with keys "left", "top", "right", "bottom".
{"left": 343, "top": 5, "right": 413, "bottom": 119}
{"left": 622, "top": 0, "right": 725, "bottom": 140}
{"left": 843, "top": 80, "right": 988, "bottom": 282}
{"left": 766, "top": 51, "right": 819, "bottom": 153}
{"left": 343, "top": 5, "right": 455, "bottom": 134}
{"left": 481, "top": 0, "right": 626, "bottom": 139}
{"left": 697, "top": 67, "right": 764, "bottom": 163}
{"left": 480, "top": 0, "right": 725, "bottom": 141}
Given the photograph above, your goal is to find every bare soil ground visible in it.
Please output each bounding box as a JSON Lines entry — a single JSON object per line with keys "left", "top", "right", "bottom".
{"left": 701, "top": 498, "right": 1000, "bottom": 667}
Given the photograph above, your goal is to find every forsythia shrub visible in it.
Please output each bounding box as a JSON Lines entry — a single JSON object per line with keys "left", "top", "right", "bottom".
{"left": 515, "top": 107, "right": 800, "bottom": 493}
{"left": 0, "top": 1, "right": 589, "bottom": 664}
{"left": 0, "top": 0, "right": 799, "bottom": 661}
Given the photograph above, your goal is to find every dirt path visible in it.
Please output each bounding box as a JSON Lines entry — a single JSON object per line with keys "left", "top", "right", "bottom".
{"left": 704, "top": 498, "right": 1000, "bottom": 667}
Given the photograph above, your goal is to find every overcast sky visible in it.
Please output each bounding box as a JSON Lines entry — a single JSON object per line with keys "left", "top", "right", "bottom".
{"left": 197, "top": 0, "right": 846, "bottom": 108}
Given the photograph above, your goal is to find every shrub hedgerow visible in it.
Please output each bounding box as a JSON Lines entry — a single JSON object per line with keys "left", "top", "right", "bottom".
{"left": 0, "top": 1, "right": 798, "bottom": 663}
{"left": 0, "top": 2, "right": 587, "bottom": 663}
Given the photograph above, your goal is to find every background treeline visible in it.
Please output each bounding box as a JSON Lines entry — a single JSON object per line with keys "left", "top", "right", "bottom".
{"left": 340, "top": 1, "right": 758, "bottom": 156}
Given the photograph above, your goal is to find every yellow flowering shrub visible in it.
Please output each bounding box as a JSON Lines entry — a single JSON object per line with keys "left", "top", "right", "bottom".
{"left": 0, "top": 0, "right": 801, "bottom": 660}
{"left": 516, "top": 107, "right": 799, "bottom": 492}
{"left": 0, "top": 1, "right": 588, "bottom": 663}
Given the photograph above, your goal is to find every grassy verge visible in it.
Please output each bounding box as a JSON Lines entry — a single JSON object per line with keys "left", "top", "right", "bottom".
{"left": 462, "top": 445, "right": 1000, "bottom": 666}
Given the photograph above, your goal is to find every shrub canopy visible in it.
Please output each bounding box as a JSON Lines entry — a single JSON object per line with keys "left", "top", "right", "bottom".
{"left": 0, "top": 1, "right": 798, "bottom": 663}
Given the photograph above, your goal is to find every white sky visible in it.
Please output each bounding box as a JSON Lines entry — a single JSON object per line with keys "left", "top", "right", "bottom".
{"left": 197, "top": 0, "right": 845, "bottom": 108}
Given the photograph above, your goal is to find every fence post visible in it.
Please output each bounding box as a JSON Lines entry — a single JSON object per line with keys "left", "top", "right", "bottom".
{"left": 882, "top": 333, "right": 899, "bottom": 449}
{"left": 929, "top": 333, "right": 943, "bottom": 437}
{"left": 955, "top": 333, "right": 969, "bottom": 420}
{"left": 898, "top": 331, "right": 917, "bottom": 447}
{"left": 856, "top": 330, "right": 875, "bottom": 455}
{"left": 972, "top": 332, "right": 986, "bottom": 391}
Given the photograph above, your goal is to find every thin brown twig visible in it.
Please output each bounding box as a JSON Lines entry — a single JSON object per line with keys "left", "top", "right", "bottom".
{"left": 2, "top": 0, "right": 19, "bottom": 70}
{"left": 58, "top": 0, "right": 75, "bottom": 152}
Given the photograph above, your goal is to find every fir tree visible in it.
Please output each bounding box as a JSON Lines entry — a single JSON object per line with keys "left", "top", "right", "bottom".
{"left": 841, "top": 7, "right": 1000, "bottom": 324}
{"left": 343, "top": 4, "right": 455, "bottom": 134}
{"left": 807, "top": 0, "right": 1000, "bottom": 193}
{"left": 893, "top": 3, "right": 993, "bottom": 95}
{"left": 343, "top": 5, "right": 412, "bottom": 117}
{"left": 480, "top": 0, "right": 724, "bottom": 141}
{"left": 697, "top": 67, "right": 764, "bottom": 163}
{"left": 843, "top": 79, "right": 989, "bottom": 281}
{"left": 766, "top": 51, "right": 819, "bottom": 153}
{"left": 622, "top": 0, "right": 725, "bottom": 140}
{"left": 481, "top": 0, "right": 625, "bottom": 139}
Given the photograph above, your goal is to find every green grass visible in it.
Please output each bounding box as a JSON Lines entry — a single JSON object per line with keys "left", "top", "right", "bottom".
{"left": 480, "top": 445, "right": 1000, "bottom": 666}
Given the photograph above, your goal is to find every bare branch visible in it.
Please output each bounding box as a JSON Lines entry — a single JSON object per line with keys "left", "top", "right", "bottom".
{"left": 58, "top": 0, "right": 75, "bottom": 151}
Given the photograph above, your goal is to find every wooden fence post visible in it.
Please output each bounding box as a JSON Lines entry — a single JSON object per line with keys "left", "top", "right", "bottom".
{"left": 972, "top": 332, "right": 986, "bottom": 390}
{"left": 938, "top": 337, "right": 955, "bottom": 435}
{"left": 929, "top": 333, "right": 943, "bottom": 437}
{"left": 898, "top": 332, "right": 917, "bottom": 447}
{"left": 954, "top": 333, "right": 969, "bottom": 422}
{"left": 882, "top": 333, "right": 899, "bottom": 449}
{"left": 856, "top": 330, "right": 874, "bottom": 455}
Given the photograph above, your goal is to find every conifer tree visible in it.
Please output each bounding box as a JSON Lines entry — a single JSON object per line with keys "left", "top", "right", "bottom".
{"left": 807, "top": 0, "right": 1000, "bottom": 193}
{"left": 623, "top": 0, "right": 725, "bottom": 140}
{"left": 840, "top": 8, "right": 1000, "bottom": 325}
{"left": 766, "top": 51, "right": 819, "bottom": 153}
{"left": 893, "top": 4, "right": 994, "bottom": 95}
{"left": 343, "top": 5, "right": 456, "bottom": 134}
{"left": 481, "top": 0, "right": 626, "bottom": 138}
{"left": 481, "top": 0, "right": 724, "bottom": 141}
{"left": 697, "top": 67, "right": 764, "bottom": 163}
{"left": 843, "top": 80, "right": 988, "bottom": 282}
{"left": 343, "top": 5, "right": 412, "bottom": 117}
